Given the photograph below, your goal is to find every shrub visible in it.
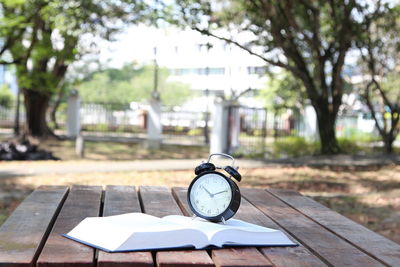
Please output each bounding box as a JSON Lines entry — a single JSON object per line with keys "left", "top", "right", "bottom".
{"left": 338, "top": 137, "right": 361, "bottom": 154}
{"left": 0, "top": 85, "right": 14, "bottom": 108}
{"left": 187, "top": 128, "right": 203, "bottom": 136}
{"left": 272, "top": 136, "right": 319, "bottom": 158}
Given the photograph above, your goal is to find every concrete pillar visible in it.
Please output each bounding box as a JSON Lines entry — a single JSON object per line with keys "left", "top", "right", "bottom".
{"left": 303, "top": 105, "right": 317, "bottom": 141}
{"left": 75, "top": 134, "right": 85, "bottom": 158}
{"left": 229, "top": 106, "right": 240, "bottom": 153}
{"left": 146, "top": 99, "right": 162, "bottom": 149}
{"left": 66, "top": 90, "right": 81, "bottom": 138}
{"left": 210, "top": 100, "right": 230, "bottom": 154}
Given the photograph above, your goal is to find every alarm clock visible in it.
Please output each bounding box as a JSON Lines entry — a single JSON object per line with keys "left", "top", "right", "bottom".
{"left": 187, "top": 153, "right": 242, "bottom": 223}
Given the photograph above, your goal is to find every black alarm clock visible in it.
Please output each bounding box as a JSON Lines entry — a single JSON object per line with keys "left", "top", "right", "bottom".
{"left": 187, "top": 153, "right": 241, "bottom": 223}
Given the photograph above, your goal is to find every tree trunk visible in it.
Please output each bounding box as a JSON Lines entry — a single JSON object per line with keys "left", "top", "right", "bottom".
{"left": 49, "top": 86, "right": 65, "bottom": 129}
{"left": 22, "top": 89, "right": 53, "bottom": 138}
{"left": 313, "top": 104, "right": 341, "bottom": 155}
{"left": 383, "top": 135, "right": 394, "bottom": 154}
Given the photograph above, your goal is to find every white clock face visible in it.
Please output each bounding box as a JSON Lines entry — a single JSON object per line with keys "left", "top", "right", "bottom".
{"left": 189, "top": 173, "right": 232, "bottom": 217}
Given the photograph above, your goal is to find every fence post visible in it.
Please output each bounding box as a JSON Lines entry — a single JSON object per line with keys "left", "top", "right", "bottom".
{"left": 210, "top": 100, "right": 230, "bottom": 154}
{"left": 303, "top": 105, "right": 318, "bottom": 140}
{"left": 228, "top": 105, "right": 240, "bottom": 153}
{"left": 66, "top": 90, "right": 81, "bottom": 138}
{"left": 146, "top": 99, "right": 162, "bottom": 149}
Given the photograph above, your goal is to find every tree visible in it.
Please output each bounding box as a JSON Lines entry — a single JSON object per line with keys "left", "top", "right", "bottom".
{"left": 174, "top": 0, "right": 363, "bottom": 154}
{"left": 259, "top": 71, "right": 307, "bottom": 114}
{"left": 77, "top": 64, "right": 192, "bottom": 106}
{"left": 358, "top": 3, "right": 400, "bottom": 153}
{"left": 0, "top": 0, "right": 148, "bottom": 137}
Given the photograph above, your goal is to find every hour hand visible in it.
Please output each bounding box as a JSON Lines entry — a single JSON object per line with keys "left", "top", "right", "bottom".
{"left": 213, "top": 190, "right": 228, "bottom": 196}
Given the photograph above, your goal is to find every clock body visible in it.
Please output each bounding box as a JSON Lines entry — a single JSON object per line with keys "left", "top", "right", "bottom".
{"left": 187, "top": 171, "right": 241, "bottom": 222}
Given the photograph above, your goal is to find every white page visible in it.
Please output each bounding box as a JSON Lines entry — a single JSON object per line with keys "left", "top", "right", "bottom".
{"left": 65, "top": 213, "right": 206, "bottom": 251}
{"left": 162, "top": 215, "right": 297, "bottom": 247}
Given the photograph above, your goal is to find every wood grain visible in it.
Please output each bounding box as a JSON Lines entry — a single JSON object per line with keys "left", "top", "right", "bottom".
{"left": 0, "top": 186, "right": 68, "bottom": 267}
{"left": 172, "top": 187, "right": 325, "bottom": 267}
{"left": 268, "top": 188, "right": 400, "bottom": 267}
{"left": 36, "top": 185, "right": 102, "bottom": 267}
{"left": 172, "top": 187, "right": 273, "bottom": 267}
{"left": 139, "top": 186, "right": 214, "bottom": 267}
{"left": 242, "top": 188, "right": 384, "bottom": 267}
{"left": 97, "top": 185, "right": 153, "bottom": 267}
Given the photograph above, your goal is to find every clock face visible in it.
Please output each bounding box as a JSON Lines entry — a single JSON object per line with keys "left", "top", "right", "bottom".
{"left": 189, "top": 173, "right": 233, "bottom": 217}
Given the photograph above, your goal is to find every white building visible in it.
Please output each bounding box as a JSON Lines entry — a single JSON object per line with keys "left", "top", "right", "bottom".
{"left": 154, "top": 28, "right": 268, "bottom": 97}
{"left": 101, "top": 25, "right": 268, "bottom": 109}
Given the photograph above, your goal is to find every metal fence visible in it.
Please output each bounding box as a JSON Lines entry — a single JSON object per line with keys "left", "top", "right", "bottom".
{"left": 77, "top": 102, "right": 210, "bottom": 145}
{"left": 227, "top": 106, "right": 305, "bottom": 155}
{"left": 79, "top": 102, "right": 146, "bottom": 137}
{"left": 162, "top": 107, "right": 210, "bottom": 145}
{"left": 0, "top": 100, "right": 379, "bottom": 156}
{"left": 0, "top": 104, "right": 25, "bottom": 132}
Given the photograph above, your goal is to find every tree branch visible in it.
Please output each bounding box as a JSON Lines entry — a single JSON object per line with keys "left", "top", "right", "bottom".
{"left": 364, "top": 81, "right": 385, "bottom": 137}
{"left": 192, "top": 27, "right": 294, "bottom": 72}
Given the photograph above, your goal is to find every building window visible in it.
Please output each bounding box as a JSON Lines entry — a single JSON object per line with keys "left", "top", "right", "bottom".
{"left": 170, "top": 68, "right": 225, "bottom": 76}
{"left": 247, "top": 66, "right": 267, "bottom": 75}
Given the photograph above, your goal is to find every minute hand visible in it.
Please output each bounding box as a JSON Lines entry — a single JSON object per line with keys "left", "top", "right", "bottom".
{"left": 201, "top": 186, "right": 213, "bottom": 197}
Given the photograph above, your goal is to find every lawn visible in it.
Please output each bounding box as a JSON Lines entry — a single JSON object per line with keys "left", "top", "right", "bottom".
{"left": 0, "top": 140, "right": 399, "bottom": 244}
{"left": 41, "top": 139, "right": 210, "bottom": 160}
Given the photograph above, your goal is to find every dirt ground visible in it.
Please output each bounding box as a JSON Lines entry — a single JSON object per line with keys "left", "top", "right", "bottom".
{"left": 1, "top": 164, "right": 399, "bottom": 244}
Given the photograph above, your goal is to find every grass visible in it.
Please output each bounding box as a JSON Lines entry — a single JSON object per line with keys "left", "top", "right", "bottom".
{"left": 41, "top": 139, "right": 209, "bottom": 161}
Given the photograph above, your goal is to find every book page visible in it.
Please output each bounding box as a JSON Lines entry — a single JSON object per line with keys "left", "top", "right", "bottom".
{"left": 162, "top": 215, "right": 297, "bottom": 247}
{"left": 65, "top": 213, "right": 208, "bottom": 252}
{"left": 162, "top": 215, "right": 237, "bottom": 239}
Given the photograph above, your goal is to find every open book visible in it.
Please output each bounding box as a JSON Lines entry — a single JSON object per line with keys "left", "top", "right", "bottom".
{"left": 64, "top": 213, "right": 297, "bottom": 252}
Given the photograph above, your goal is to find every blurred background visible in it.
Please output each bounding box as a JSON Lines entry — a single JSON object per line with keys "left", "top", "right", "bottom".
{"left": 0, "top": 0, "right": 399, "bottom": 243}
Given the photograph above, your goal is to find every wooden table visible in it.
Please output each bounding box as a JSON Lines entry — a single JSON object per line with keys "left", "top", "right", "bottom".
{"left": 0, "top": 185, "right": 399, "bottom": 266}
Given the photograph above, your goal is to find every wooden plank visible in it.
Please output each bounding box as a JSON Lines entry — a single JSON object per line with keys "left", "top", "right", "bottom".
{"left": 172, "top": 187, "right": 325, "bottom": 267}
{"left": 97, "top": 185, "right": 153, "bottom": 267}
{"left": 36, "top": 185, "right": 102, "bottom": 267}
{"left": 139, "top": 186, "right": 214, "bottom": 267}
{"left": 0, "top": 186, "right": 68, "bottom": 267}
{"left": 242, "top": 188, "right": 384, "bottom": 267}
{"left": 268, "top": 188, "right": 400, "bottom": 267}
{"left": 172, "top": 187, "right": 273, "bottom": 267}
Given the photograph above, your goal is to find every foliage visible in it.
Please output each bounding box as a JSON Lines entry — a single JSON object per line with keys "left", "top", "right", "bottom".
{"left": 77, "top": 64, "right": 192, "bottom": 106}
{"left": 271, "top": 134, "right": 378, "bottom": 157}
{"left": 272, "top": 136, "right": 319, "bottom": 158}
{"left": 337, "top": 137, "right": 361, "bottom": 155}
{"left": 0, "top": 84, "right": 14, "bottom": 108}
{"left": 357, "top": 1, "right": 400, "bottom": 153}
{"left": 172, "top": 0, "right": 371, "bottom": 154}
{"left": 258, "top": 71, "right": 307, "bottom": 114}
{"left": 187, "top": 128, "right": 203, "bottom": 136}
{"left": 0, "top": 0, "right": 150, "bottom": 136}
{"left": 0, "top": 0, "right": 148, "bottom": 93}
{"left": 340, "top": 128, "right": 380, "bottom": 143}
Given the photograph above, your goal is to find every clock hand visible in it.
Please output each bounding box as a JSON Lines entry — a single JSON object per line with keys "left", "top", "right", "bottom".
{"left": 212, "top": 190, "right": 228, "bottom": 196}
{"left": 200, "top": 185, "right": 213, "bottom": 197}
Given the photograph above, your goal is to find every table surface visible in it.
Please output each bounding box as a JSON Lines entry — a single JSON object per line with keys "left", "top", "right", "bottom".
{"left": 0, "top": 185, "right": 399, "bottom": 267}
